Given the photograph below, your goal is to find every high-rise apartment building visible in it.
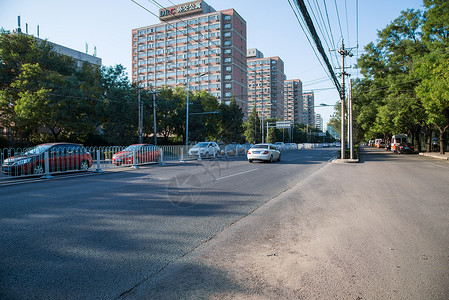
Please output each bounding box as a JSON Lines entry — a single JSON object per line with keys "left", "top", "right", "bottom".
{"left": 315, "top": 113, "right": 323, "bottom": 131}
{"left": 247, "top": 48, "right": 285, "bottom": 120}
{"left": 302, "top": 91, "right": 315, "bottom": 126}
{"left": 283, "top": 79, "right": 303, "bottom": 124}
{"left": 132, "top": 0, "right": 247, "bottom": 113}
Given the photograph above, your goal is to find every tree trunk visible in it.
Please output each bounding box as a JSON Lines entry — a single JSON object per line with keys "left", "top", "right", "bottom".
{"left": 436, "top": 124, "right": 449, "bottom": 155}
{"left": 426, "top": 125, "right": 433, "bottom": 152}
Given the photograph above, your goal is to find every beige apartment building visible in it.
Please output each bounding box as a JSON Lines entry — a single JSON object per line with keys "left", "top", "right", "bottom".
{"left": 302, "top": 91, "right": 315, "bottom": 126}
{"left": 283, "top": 79, "right": 303, "bottom": 124}
{"left": 132, "top": 0, "right": 248, "bottom": 113}
{"left": 247, "top": 48, "right": 285, "bottom": 120}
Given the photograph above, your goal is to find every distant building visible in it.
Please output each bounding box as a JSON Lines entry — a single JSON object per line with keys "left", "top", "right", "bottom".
{"left": 132, "top": 0, "right": 248, "bottom": 114}
{"left": 302, "top": 91, "right": 315, "bottom": 126}
{"left": 247, "top": 48, "right": 263, "bottom": 59}
{"left": 45, "top": 41, "right": 102, "bottom": 67}
{"left": 315, "top": 113, "right": 323, "bottom": 131}
{"left": 11, "top": 16, "right": 102, "bottom": 68}
{"left": 247, "top": 49, "right": 285, "bottom": 120}
{"left": 283, "top": 79, "right": 303, "bottom": 124}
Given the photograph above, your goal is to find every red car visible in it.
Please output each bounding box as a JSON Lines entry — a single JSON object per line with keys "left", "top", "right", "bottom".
{"left": 112, "top": 144, "right": 161, "bottom": 166}
{"left": 2, "top": 143, "right": 93, "bottom": 176}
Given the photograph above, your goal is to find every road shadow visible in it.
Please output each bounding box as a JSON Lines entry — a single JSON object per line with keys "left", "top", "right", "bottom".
{"left": 359, "top": 147, "right": 419, "bottom": 163}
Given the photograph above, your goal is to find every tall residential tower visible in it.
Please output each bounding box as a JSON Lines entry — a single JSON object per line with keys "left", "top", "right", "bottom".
{"left": 132, "top": 0, "right": 247, "bottom": 113}
{"left": 247, "top": 48, "right": 285, "bottom": 120}
{"left": 283, "top": 79, "right": 303, "bottom": 124}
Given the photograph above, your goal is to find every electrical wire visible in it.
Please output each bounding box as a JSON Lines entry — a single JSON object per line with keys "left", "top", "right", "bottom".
{"left": 344, "top": 0, "right": 351, "bottom": 47}
{"left": 288, "top": 0, "right": 334, "bottom": 88}
{"left": 333, "top": 0, "right": 344, "bottom": 41}
{"left": 292, "top": 0, "right": 341, "bottom": 94}
{"left": 322, "top": 0, "right": 340, "bottom": 69}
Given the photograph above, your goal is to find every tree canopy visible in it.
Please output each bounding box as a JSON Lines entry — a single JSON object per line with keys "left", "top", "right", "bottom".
{"left": 330, "top": 1, "right": 449, "bottom": 153}
{"left": 0, "top": 30, "right": 247, "bottom": 147}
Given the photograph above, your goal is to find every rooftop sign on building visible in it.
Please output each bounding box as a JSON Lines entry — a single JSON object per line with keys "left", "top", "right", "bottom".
{"left": 159, "top": 1, "right": 212, "bottom": 21}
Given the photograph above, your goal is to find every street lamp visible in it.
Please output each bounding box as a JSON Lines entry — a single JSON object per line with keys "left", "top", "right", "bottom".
{"left": 185, "top": 72, "right": 207, "bottom": 148}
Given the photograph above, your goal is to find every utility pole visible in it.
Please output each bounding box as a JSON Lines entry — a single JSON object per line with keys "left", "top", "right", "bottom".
{"left": 349, "top": 79, "right": 353, "bottom": 159}
{"left": 337, "top": 39, "right": 353, "bottom": 159}
{"left": 138, "top": 88, "right": 143, "bottom": 144}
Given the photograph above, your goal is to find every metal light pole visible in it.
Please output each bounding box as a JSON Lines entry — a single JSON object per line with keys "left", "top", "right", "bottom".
{"left": 138, "top": 87, "right": 143, "bottom": 144}
{"left": 349, "top": 79, "right": 353, "bottom": 159}
{"left": 186, "top": 83, "right": 190, "bottom": 147}
{"left": 185, "top": 72, "right": 206, "bottom": 148}
{"left": 153, "top": 92, "right": 157, "bottom": 146}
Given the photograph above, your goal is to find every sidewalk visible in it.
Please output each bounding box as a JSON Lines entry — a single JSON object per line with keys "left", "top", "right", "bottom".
{"left": 419, "top": 151, "right": 449, "bottom": 160}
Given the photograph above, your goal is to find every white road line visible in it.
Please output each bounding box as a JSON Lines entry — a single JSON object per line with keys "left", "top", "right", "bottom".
{"left": 215, "top": 168, "right": 258, "bottom": 181}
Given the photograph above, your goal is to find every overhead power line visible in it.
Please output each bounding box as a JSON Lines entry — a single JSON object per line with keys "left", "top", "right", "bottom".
{"left": 294, "top": 0, "right": 342, "bottom": 94}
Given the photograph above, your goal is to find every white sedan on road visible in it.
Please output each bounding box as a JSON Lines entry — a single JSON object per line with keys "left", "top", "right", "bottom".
{"left": 247, "top": 143, "right": 281, "bottom": 163}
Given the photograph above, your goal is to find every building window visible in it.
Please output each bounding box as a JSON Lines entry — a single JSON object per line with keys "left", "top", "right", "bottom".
{"left": 224, "top": 75, "right": 231, "bottom": 80}
{"left": 224, "top": 24, "right": 231, "bottom": 29}
{"left": 225, "top": 92, "right": 232, "bottom": 97}
{"left": 224, "top": 49, "right": 231, "bottom": 55}
{"left": 225, "top": 66, "right": 232, "bottom": 72}
{"left": 224, "top": 58, "right": 231, "bottom": 63}
{"left": 224, "top": 15, "right": 231, "bottom": 21}
{"left": 224, "top": 32, "right": 231, "bottom": 37}
{"left": 224, "top": 41, "right": 231, "bottom": 46}
{"left": 225, "top": 84, "right": 232, "bottom": 89}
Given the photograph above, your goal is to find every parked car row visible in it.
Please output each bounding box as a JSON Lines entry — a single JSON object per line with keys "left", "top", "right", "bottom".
{"left": 1, "top": 143, "right": 93, "bottom": 176}
{"left": 1, "top": 143, "right": 163, "bottom": 177}
{"left": 273, "top": 142, "right": 299, "bottom": 151}
{"left": 2, "top": 140, "right": 301, "bottom": 177}
{"left": 187, "top": 142, "right": 252, "bottom": 158}
{"left": 112, "top": 144, "right": 161, "bottom": 165}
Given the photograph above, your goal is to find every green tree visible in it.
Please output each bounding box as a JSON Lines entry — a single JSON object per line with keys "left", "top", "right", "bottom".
{"left": 348, "top": 9, "right": 428, "bottom": 146}
{"left": 100, "top": 65, "right": 136, "bottom": 145}
{"left": 218, "top": 98, "right": 244, "bottom": 144}
{"left": 414, "top": 52, "right": 449, "bottom": 154}
{"left": 244, "top": 106, "right": 261, "bottom": 144}
{"left": 0, "top": 31, "right": 109, "bottom": 145}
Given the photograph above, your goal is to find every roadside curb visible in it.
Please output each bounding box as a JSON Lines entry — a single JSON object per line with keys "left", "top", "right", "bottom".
{"left": 419, "top": 152, "right": 449, "bottom": 160}
{"left": 332, "top": 158, "right": 359, "bottom": 164}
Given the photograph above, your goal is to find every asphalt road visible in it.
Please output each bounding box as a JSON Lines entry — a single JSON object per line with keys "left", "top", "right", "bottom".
{"left": 122, "top": 147, "right": 449, "bottom": 299}
{"left": 0, "top": 149, "right": 336, "bottom": 299}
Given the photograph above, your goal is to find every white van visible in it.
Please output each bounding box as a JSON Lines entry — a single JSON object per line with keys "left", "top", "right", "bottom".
{"left": 391, "top": 134, "right": 408, "bottom": 151}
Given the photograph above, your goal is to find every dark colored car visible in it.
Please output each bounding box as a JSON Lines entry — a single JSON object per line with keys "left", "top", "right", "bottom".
{"left": 2, "top": 143, "right": 93, "bottom": 176}
{"left": 395, "top": 142, "right": 414, "bottom": 154}
{"left": 112, "top": 144, "right": 161, "bottom": 166}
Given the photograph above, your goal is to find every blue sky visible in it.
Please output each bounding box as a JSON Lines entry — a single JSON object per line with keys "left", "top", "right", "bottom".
{"left": 0, "top": 0, "right": 424, "bottom": 126}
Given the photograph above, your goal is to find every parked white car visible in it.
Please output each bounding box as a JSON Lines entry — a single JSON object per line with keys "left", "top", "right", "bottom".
{"left": 274, "top": 142, "right": 285, "bottom": 151}
{"left": 247, "top": 143, "right": 281, "bottom": 163}
{"left": 188, "top": 142, "right": 220, "bottom": 158}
